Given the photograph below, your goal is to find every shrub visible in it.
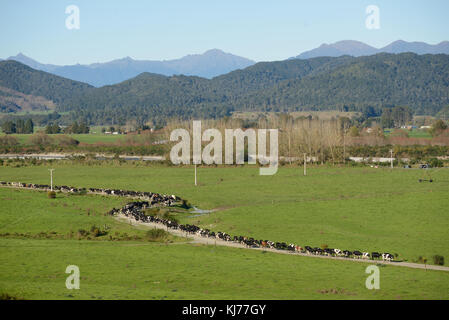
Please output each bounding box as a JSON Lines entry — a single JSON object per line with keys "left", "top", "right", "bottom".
{"left": 0, "top": 135, "right": 19, "bottom": 146}
{"left": 162, "top": 212, "right": 179, "bottom": 223}
{"left": 146, "top": 229, "right": 168, "bottom": 241}
{"left": 417, "top": 256, "right": 428, "bottom": 264}
{"left": 430, "top": 120, "right": 448, "bottom": 137}
{"left": 0, "top": 293, "right": 24, "bottom": 300}
{"left": 77, "top": 229, "right": 88, "bottom": 237}
{"left": 349, "top": 126, "right": 359, "bottom": 137}
{"left": 28, "top": 133, "right": 54, "bottom": 147}
{"left": 428, "top": 158, "right": 444, "bottom": 168}
{"left": 47, "top": 191, "right": 56, "bottom": 199}
{"left": 433, "top": 255, "right": 445, "bottom": 266}
{"left": 90, "top": 225, "right": 101, "bottom": 237}
{"left": 320, "top": 244, "right": 329, "bottom": 250}
{"left": 57, "top": 135, "right": 79, "bottom": 147}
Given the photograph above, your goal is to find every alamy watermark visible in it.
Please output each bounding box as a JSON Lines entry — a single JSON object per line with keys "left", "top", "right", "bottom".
{"left": 65, "top": 265, "right": 80, "bottom": 289}
{"left": 366, "top": 5, "right": 380, "bottom": 30}
{"left": 65, "top": 5, "right": 80, "bottom": 30}
{"left": 365, "top": 265, "right": 380, "bottom": 290}
{"left": 170, "top": 121, "right": 279, "bottom": 175}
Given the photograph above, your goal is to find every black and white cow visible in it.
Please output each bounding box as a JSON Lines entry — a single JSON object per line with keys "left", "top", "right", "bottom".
{"left": 382, "top": 253, "right": 394, "bottom": 261}
{"left": 371, "top": 252, "right": 381, "bottom": 259}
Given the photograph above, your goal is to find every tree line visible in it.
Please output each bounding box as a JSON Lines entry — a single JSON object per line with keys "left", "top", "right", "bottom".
{"left": 1, "top": 119, "right": 34, "bottom": 134}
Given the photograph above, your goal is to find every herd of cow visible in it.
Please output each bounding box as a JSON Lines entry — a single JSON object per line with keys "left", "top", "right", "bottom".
{"left": 109, "top": 201, "right": 395, "bottom": 262}
{"left": 1, "top": 181, "right": 395, "bottom": 262}
{"left": 0, "top": 181, "right": 179, "bottom": 206}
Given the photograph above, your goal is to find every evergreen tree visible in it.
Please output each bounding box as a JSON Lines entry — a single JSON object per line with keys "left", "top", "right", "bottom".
{"left": 24, "top": 119, "right": 34, "bottom": 134}
{"left": 78, "top": 122, "right": 89, "bottom": 134}
{"left": 52, "top": 123, "right": 61, "bottom": 134}
{"left": 71, "top": 122, "right": 79, "bottom": 134}
{"left": 45, "top": 124, "right": 53, "bottom": 134}
{"left": 16, "top": 119, "right": 25, "bottom": 134}
{"left": 1, "top": 121, "right": 16, "bottom": 134}
{"left": 45, "top": 123, "right": 61, "bottom": 134}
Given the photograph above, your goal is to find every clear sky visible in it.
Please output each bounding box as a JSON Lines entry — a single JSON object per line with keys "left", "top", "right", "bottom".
{"left": 1, "top": 0, "right": 448, "bottom": 64}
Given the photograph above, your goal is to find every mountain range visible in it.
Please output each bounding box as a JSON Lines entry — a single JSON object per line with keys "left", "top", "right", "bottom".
{"left": 4, "top": 40, "right": 449, "bottom": 87}
{"left": 1, "top": 52, "right": 448, "bottom": 125}
{"left": 293, "top": 40, "right": 449, "bottom": 59}
{"left": 5, "top": 49, "right": 255, "bottom": 87}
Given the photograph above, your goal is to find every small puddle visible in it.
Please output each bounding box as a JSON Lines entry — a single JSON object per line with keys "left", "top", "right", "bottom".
{"left": 188, "top": 206, "right": 216, "bottom": 218}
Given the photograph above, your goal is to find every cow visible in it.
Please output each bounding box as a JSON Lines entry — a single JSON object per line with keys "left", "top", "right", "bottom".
{"left": 382, "top": 253, "right": 394, "bottom": 261}
{"left": 371, "top": 252, "right": 381, "bottom": 259}
{"left": 305, "top": 246, "right": 314, "bottom": 255}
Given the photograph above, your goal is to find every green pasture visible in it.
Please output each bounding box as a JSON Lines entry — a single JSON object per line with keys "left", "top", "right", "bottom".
{"left": 0, "top": 164, "right": 448, "bottom": 265}
{"left": 0, "top": 165, "right": 448, "bottom": 299}
{"left": 384, "top": 129, "right": 432, "bottom": 139}
{"left": 0, "top": 186, "right": 447, "bottom": 301}
{"left": 0, "top": 132, "right": 126, "bottom": 145}
{"left": 1, "top": 237, "right": 448, "bottom": 300}
{"left": 0, "top": 187, "right": 182, "bottom": 242}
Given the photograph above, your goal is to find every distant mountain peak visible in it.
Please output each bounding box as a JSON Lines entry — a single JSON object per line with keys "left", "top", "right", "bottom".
{"left": 293, "top": 40, "right": 449, "bottom": 59}
{"left": 180, "top": 49, "right": 242, "bottom": 59}
{"left": 8, "top": 52, "right": 34, "bottom": 61}
{"left": 204, "top": 48, "right": 225, "bottom": 54}
{"left": 7, "top": 52, "right": 46, "bottom": 70}
{"left": 3, "top": 49, "right": 256, "bottom": 86}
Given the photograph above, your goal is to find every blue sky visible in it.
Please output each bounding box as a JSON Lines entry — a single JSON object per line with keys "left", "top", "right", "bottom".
{"left": 1, "top": 0, "right": 448, "bottom": 64}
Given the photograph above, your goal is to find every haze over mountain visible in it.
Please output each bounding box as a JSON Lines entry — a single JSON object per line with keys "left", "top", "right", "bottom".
{"left": 292, "top": 40, "right": 449, "bottom": 59}
{"left": 5, "top": 49, "right": 255, "bottom": 87}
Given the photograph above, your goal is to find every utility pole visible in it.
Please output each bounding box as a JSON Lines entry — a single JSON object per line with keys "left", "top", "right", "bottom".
{"left": 303, "top": 153, "right": 307, "bottom": 176}
{"left": 194, "top": 164, "right": 197, "bottom": 186}
{"left": 390, "top": 149, "right": 394, "bottom": 169}
{"left": 343, "top": 128, "right": 346, "bottom": 165}
{"left": 49, "top": 169, "right": 54, "bottom": 191}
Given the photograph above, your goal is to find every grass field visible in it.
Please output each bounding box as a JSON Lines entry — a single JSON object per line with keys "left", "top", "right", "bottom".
{"left": 0, "top": 132, "right": 126, "bottom": 145}
{"left": 384, "top": 129, "right": 432, "bottom": 139}
{"left": 1, "top": 163, "right": 448, "bottom": 299}
{"left": 1, "top": 163, "right": 448, "bottom": 262}
{"left": 2, "top": 237, "right": 448, "bottom": 300}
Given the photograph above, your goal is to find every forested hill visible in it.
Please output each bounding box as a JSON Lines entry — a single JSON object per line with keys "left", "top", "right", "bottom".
{"left": 62, "top": 53, "right": 449, "bottom": 124}
{"left": 59, "top": 56, "right": 356, "bottom": 124}
{"left": 241, "top": 53, "right": 449, "bottom": 115}
{"left": 0, "top": 60, "right": 93, "bottom": 106}
{"left": 1, "top": 53, "right": 449, "bottom": 125}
